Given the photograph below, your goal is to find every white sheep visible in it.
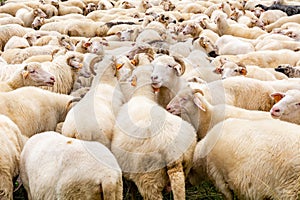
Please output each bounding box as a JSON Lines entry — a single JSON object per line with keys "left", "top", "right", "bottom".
{"left": 214, "top": 35, "right": 255, "bottom": 55}
{"left": 0, "top": 62, "right": 55, "bottom": 92}
{"left": 265, "top": 13, "right": 300, "bottom": 32}
{"left": 15, "top": 7, "right": 47, "bottom": 27}
{"left": 20, "top": 131, "right": 123, "bottom": 200}
{"left": 40, "top": 51, "right": 84, "bottom": 94}
{"left": 166, "top": 84, "right": 272, "bottom": 139}
{"left": 215, "top": 13, "right": 267, "bottom": 39}
{"left": 0, "top": 16, "right": 25, "bottom": 26}
{"left": 0, "top": 86, "right": 74, "bottom": 137}
{"left": 270, "top": 89, "right": 300, "bottom": 124}
{"left": 62, "top": 56, "right": 126, "bottom": 149}
{"left": 259, "top": 9, "right": 288, "bottom": 25}
{"left": 0, "top": 114, "right": 27, "bottom": 200}
{"left": 189, "top": 117, "right": 300, "bottom": 199}
{"left": 111, "top": 64, "right": 197, "bottom": 200}
{"left": 3, "top": 36, "right": 30, "bottom": 51}
{"left": 196, "top": 76, "right": 276, "bottom": 111}
{"left": 213, "top": 61, "right": 279, "bottom": 81}
{"left": 51, "top": 0, "right": 83, "bottom": 15}
{"left": 0, "top": 24, "right": 31, "bottom": 51}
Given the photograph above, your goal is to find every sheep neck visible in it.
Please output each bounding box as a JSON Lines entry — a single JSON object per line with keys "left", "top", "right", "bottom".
{"left": 132, "top": 84, "right": 156, "bottom": 101}
{"left": 7, "top": 73, "right": 25, "bottom": 90}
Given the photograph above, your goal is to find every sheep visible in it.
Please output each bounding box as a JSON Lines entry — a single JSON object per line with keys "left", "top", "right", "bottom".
{"left": 20, "top": 131, "right": 123, "bottom": 200}
{"left": 23, "top": 30, "right": 62, "bottom": 46}
{"left": 0, "top": 24, "right": 31, "bottom": 51}
{"left": 213, "top": 61, "right": 280, "bottom": 81}
{"left": 15, "top": 7, "right": 47, "bottom": 27}
{"left": 40, "top": 51, "right": 84, "bottom": 94}
{"left": 0, "top": 62, "right": 55, "bottom": 92}
{"left": 62, "top": 55, "right": 126, "bottom": 149}
{"left": 166, "top": 84, "right": 272, "bottom": 139}
{"left": 259, "top": 9, "right": 288, "bottom": 25}
{"left": 0, "top": 16, "right": 25, "bottom": 26}
{"left": 215, "top": 13, "right": 267, "bottom": 39}
{"left": 1, "top": 45, "right": 61, "bottom": 64}
{"left": 214, "top": 35, "right": 255, "bottom": 55}
{"left": 32, "top": 35, "right": 75, "bottom": 51}
{"left": 111, "top": 64, "right": 197, "bottom": 200}
{"left": 0, "top": 86, "right": 74, "bottom": 137}
{"left": 194, "top": 76, "right": 276, "bottom": 111}
{"left": 0, "top": 3, "right": 30, "bottom": 16}
{"left": 254, "top": 37, "right": 300, "bottom": 51}
{"left": 189, "top": 117, "right": 300, "bottom": 199}
{"left": 264, "top": 14, "right": 300, "bottom": 32}
{"left": 275, "top": 64, "right": 300, "bottom": 77}
{"left": 3, "top": 36, "right": 30, "bottom": 51}
{"left": 51, "top": 0, "right": 84, "bottom": 15}
{"left": 214, "top": 49, "right": 300, "bottom": 68}
{"left": 255, "top": 3, "right": 300, "bottom": 16}
{"left": 75, "top": 37, "right": 107, "bottom": 55}
{"left": 269, "top": 89, "right": 300, "bottom": 125}
{"left": 0, "top": 114, "right": 27, "bottom": 200}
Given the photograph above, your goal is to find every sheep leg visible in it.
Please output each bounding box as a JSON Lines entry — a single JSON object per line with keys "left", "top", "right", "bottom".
{"left": 102, "top": 178, "right": 121, "bottom": 200}
{"left": 167, "top": 162, "right": 185, "bottom": 200}
{"left": 133, "top": 176, "right": 163, "bottom": 200}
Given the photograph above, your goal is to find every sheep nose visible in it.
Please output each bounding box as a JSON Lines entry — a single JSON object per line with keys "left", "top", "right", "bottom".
{"left": 221, "top": 77, "right": 226, "bottom": 80}
{"left": 272, "top": 108, "right": 280, "bottom": 113}
{"left": 151, "top": 75, "right": 158, "bottom": 81}
{"left": 50, "top": 76, "right": 55, "bottom": 82}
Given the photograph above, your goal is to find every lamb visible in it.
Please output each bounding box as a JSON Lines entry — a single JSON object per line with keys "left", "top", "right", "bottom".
{"left": 189, "top": 117, "right": 300, "bottom": 199}
{"left": 275, "top": 64, "right": 300, "bottom": 77}
{"left": 0, "top": 114, "right": 27, "bottom": 200}
{"left": 62, "top": 55, "right": 126, "bottom": 149}
{"left": 0, "top": 24, "right": 31, "bottom": 51}
{"left": 0, "top": 62, "right": 55, "bottom": 92}
{"left": 40, "top": 51, "right": 84, "bottom": 94}
{"left": 166, "top": 84, "right": 272, "bottom": 139}
{"left": 111, "top": 64, "right": 197, "bottom": 200}
{"left": 20, "top": 131, "right": 123, "bottom": 200}
{"left": 15, "top": 7, "right": 47, "bottom": 27}
{"left": 0, "top": 86, "right": 74, "bottom": 137}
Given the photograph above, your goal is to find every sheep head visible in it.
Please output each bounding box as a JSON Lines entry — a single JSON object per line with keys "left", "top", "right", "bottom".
{"left": 151, "top": 55, "right": 186, "bottom": 90}
{"left": 21, "top": 62, "right": 55, "bottom": 87}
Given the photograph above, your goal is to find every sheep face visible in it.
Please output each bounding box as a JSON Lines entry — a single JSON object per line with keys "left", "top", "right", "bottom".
{"left": 33, "top": 8, "right": 47, "bottom": 18}
{"left": 151, "top": 55, "right": 185, "bottom": 89}
{"left": 82, "top": 38, "right": 106, "bottom": 55}
{"left": 31, "top": 16, "right": 45, "bottom": 30}
{"left": 213, "top": 62, "right": 247, "bottom": 79}
{"left": 67, "top": 55, "right": 84, "bottom": 71}
{"left": 23, "top": 63, "right": 55, "bottom": 86}
{"left": 116, "top": 29, "right": 134, "bottom": 41}
{"left": 270, "top": 90, "right": 300, "bottom": 122}
{"left": 58, "top": 36, "right": 75, "bottom": 51}
{"left": 275, "top": 64, "right": 293, "bottom": 76}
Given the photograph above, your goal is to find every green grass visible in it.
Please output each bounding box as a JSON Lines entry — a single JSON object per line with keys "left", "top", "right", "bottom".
{"left": 13, "top": 180, "right": 225, "bottom": 200}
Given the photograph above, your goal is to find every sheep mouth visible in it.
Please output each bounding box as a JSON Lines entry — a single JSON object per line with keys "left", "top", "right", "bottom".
{"left": 151, "top": 82, "right": 162, "bottom": 88}
{"left": 270, "top": 112, "right": 280, "bottom": 118}
{"left": 45, "top": 81, "right": 55, "bottom": 86}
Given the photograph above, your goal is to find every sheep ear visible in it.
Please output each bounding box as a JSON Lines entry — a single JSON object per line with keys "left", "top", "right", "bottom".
{"left": 131, "top": 59, "right": 137, "bottom": 66}
{"left": 82, "top": 41, "right": 91, "bottom": 48}
{"left": 270, "top": 92, "right": 285, "bottom": 103}
{"left": 193, "top": 93, "right": 206, "bottom": 112}
{"left": 173, "top": 56, "right": 186, "bottom": 76}
{"left": 116, "top": 32, "right": 121, "bottom": 38}
{"left": 213, "top": 67, "right": 222, "bottom": 74}
{"left": 22, "top": 66, "right": 29, "bottom": 79}
{"left": 239, "top": 67, "right": 247, "bottom": 75}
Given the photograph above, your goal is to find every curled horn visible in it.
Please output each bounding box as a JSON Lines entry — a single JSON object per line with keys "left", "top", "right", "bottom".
{"left": 173, "top": 56, "right": 186, "bottom": 75}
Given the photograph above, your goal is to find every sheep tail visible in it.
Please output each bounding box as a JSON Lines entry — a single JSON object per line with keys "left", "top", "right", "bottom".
{"left": 167, "top": 162, "right": 185, "bottom": 200}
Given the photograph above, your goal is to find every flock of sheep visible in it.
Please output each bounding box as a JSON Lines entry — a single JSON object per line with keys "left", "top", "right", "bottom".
{"left": 1, "top": 0, "right": 300, "bottom": 199}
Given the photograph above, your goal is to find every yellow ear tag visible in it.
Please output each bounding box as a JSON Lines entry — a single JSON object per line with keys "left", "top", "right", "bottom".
{"left": 116, "top": 63, "right": 124, "bottom": 70}
{"left": 130, "top": 59, "right": 137, "bottom": 66}
{"left": 22, "top": 71, "right": 29, "bottom": 79}
{"left": 131, "top": 76, "right": 137, "bottom": 86}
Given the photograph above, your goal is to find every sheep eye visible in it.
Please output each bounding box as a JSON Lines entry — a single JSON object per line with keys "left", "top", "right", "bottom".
{"left": 234, "top": 69, "right": 238, "bottom": 72}
{"left": 296, "top": 103, "right": 300, "bottom": 106}
{"left": 30, "top": 70, "right": 36, "bottom": 73}
{"left": 167, "top": 64, "right": 173, "bottom": 68}
{"left": 165, "top": 17, "right": 169, "bottom": 20}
